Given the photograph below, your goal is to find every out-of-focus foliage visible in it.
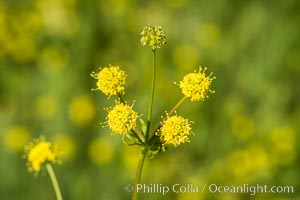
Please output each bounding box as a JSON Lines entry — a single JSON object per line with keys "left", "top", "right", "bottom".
{"left": 0, "top": 0, "right": 299, "bottom": 199}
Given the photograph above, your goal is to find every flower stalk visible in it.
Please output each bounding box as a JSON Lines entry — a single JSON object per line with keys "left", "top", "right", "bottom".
{"left": 24, "top": 136, "right": 63, "bottom": 200}
{"left": 90, "top": 24, "right": 215, "bottom": 200}
{"left": 145, "top": 49, "right": 157, "bottom": 142}
{"left": 167, "top": 96, "right": 187, "bottom": 117}
{"left": 46, "top": 163, "right": 63, "bottom": 200}
{"left": 132, "top": 151, "right": 147, "bottom": 200}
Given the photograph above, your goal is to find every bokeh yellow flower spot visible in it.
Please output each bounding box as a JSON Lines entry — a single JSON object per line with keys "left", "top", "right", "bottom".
{"left": 269, "top": 127, "right": 296, "bottom": 166}
{"left": 88, "top": 137, "right": 115, "bottom": 165}
{"left": 179, "top": 67, "right": 215, "bottom": 102}
{"left": 172, "top": 44, "right": 199, "bottom": 70}
{"left": 38, "top": 46, "right": 67, "bottom": 73}
{"left": 5, "top": 126, "right": 30, "bottom": 152}
{"left": 196, "top": 23, "right": 221, "bottom": 48}
{"left": 24, "top": 137, "right": 59, "bottom": 172}
{"left": 53, "top": 134, "right": 75, "bottom": 159}
{"left": 231, "top": 115, "right": 254, "bottom": 140}
{"left": 34, "top": 95, "right": 58, "bottom": 119}
{"left": 157, "top": 115, "right": 192, "bottom": 147}
{"left": 69, "top": 95, "right": 96, "bottom": 126}
{"left": 91, "top": 65, "right": 126, "bottom": 98}
{"left": 105, "top": 101, "right": 139, "bottom": 135}
{"left": 227, "top": 145, "right": 270, "bottom": 183}
{"left": 122, "top": 145, "right": 140, "bottom": 171}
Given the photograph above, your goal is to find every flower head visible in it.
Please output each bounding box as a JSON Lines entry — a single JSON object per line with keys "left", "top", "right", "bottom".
{"left": 157, "top": 114, "right": 193, "bottom": 147}
{"left": 24, "top": 136, "right": 59, "bottom": 172}
{"left": 91, "top": 65, "right": 126, "bottom": 98}
{"left": 178, "top": 67, "right": 215, "bottom": 102}
{"left": 140, "top": 25, "right": 167, "bottom": 50}
{"left": 105, "top": 101, "right": 139, "bottom": 135}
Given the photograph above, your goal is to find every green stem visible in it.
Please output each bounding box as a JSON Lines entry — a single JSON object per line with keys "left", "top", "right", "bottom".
{"left": 132, "top": 151, "right": 147, "bottom": 200}
{"left": 131, "top": 130, "right": 145, "bottom": 144}
{"left": 145, "top": 49, "right": 156, "bottom": 142}
{"left": 46, "top": 163, "right": 63, "bottom": 200}
{"left": 132, "top": 50, "right": 156, "bottom": 199}
{"left": 118, "top": 93, "right": 125, "bottom": 103}
{"left": 167, "top": 96, "right": 187, "bottom": 117}
{"left": 151, "top": 96, "right": 187, "bottom": 138}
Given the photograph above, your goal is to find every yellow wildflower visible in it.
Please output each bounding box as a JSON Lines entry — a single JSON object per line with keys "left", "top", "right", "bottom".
{"left": 140, "top": 24, "right": 167, "bottom": 50}
{"left": 179, "top": 67, "right": 215, "bottom": 101}
{"left": 105, "top": 101, "right": 139, "bottom": 135}
{"left": 24, "top": 136, "right": 59, "bottom": 172}
{"left": 91, "top": 65, "right": 126, "bottom": 98}
{"left": 157, "top": 114, "right": 192, "bottom": 147}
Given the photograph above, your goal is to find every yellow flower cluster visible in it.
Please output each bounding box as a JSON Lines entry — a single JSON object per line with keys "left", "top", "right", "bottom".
{"left": 91, "top": 65, "right": 126, "bottom": 98}
{"left": 24, "top": 137, "right": 59, "bottom": 172}
{"left": 157, "top": 115, "right": 192, "bottom": 147}
{"left": 140, "top": 25, "right": 167, "bottom": 50}
{"left": 179, "top": 67, "right": 215, "bottom": 101}
{"left": 106, "top": 102, "right": 139, "bottom": 135}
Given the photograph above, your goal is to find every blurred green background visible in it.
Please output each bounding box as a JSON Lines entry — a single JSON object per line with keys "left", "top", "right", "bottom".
{"left": 0, "top": 0, "right": 299, "bottom": 199}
